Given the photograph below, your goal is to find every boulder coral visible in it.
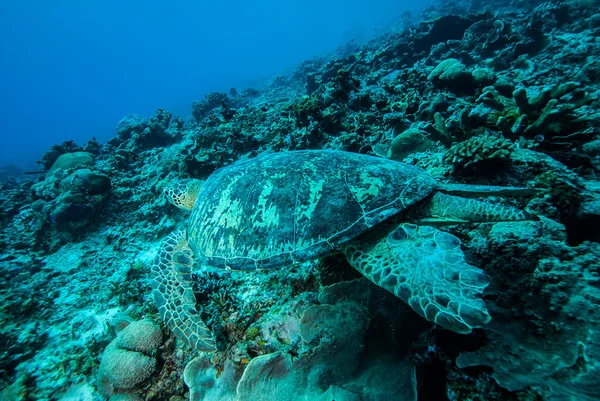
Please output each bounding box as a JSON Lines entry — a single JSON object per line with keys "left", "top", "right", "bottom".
{"left": 46, "top": 152, "right": 94, "bottom": 177}
{"left": 386, "top": 128, "right": 436, "bottom": 162}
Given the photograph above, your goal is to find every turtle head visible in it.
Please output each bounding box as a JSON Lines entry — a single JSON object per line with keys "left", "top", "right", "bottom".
{"left": 165, "top": 179, "right": 203, "bottom": 211}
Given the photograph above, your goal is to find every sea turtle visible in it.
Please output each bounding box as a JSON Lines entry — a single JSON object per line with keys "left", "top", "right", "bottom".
{"left": 151, "top": 150, "right": 538, "bottom": 352}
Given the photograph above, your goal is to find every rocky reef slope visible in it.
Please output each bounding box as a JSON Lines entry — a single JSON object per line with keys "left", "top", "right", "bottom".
{"left": 1, "top": 0, "right": 599, "bottom": 400}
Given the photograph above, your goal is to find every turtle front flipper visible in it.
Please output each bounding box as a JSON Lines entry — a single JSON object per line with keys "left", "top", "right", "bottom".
{"left": 344, "top": 223, "right": 491, "bottom": 334}
{"left": 151, "top": 230, "right": 216, "bottom": 352}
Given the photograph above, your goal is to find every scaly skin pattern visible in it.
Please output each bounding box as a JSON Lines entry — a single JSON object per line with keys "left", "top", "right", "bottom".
{"left": 187, "top": 150, "right": 436, "bottom": 270}
{"left": 165, "top": 179, "right": 203, "bottom": 211}
{"left": 150, "top": 230, "right": 216, "bottom": 352}
{"left": 344, "top": 223, "right": 492, "bottom": 333}
{"left": 415, "top": 192, "right": 539, "bottom": 224}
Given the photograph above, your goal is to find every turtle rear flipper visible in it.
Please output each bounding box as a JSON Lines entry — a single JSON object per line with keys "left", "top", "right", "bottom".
{"left": 151, "top": 230, "right": 216, "bottom": 352}
{"left": 436, "top": 183, "right": 543, "bottom": 198}
{"left": 415, "top": 192, "right": 539, "bottom": 225}
{"left": 344, "top": 223, "right": 491, "bottom": 334}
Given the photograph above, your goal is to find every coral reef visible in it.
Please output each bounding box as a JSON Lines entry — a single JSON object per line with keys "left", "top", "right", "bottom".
{"left": 458, "top": 220, "right": 600, "bottom": 400}
{"left": 180, "top": 278, "right": 422, "bottom": 401}
{"left": 1, "top": 0, "right": 600, "bottom": 400}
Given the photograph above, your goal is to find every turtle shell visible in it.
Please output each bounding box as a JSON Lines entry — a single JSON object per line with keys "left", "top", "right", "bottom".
{"left": 187, "top": 150, "right": 436, "bottom": 270}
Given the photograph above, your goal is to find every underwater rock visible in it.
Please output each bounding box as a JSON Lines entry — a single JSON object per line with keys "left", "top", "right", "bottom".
{"left": 43, "top": 193, "right": 97, "bottom": 226}
{"left": 330, "top": 69, "right": 361, "bottom": 102}
{"left": 233, "top": 279, "right": 419, "bottom": 401}
{"left": 46, "top": 151, "right": 94, "bottom": 177}
{"left": 56, "top": 383, "right": 98, "bottom": 401}
{"left": 427, "top": 58, "right": 473, "bottom": 91}
{"left": 59, "top": 169, "right": 111, "bottom": 196}
{"left": 471, "top": 67, "right": 496, "bottom": 86}
{"left": 456, "top": 217, "right": 600, "bottom": 399}
{"left": 582, "top": 139, "right": 600, "bottom": 158}
{"left": 37, "top": 140, "right": 85, "bottom": 171}
{"left": 387, "top": 128, "right": 435, "bottom": 162}
{"left": 411, "top": 14, "right": 489, "bottom": 54}
{"left": 463, "top": 18, "right": 515, "bottom": 58}
{"left": 183, "top": 356, "right": 216, "bottom": 401}
{"left": 36, "top": 168, "right": 111, "bottom": 231}
{"left": 234, "top": 298, "right": 417, "bottom": 401}
{"left": 494, "top": 75, "right": 515, "bottom": 97}
{"left": 192, "top": 92, "right": 230, "bottom": 122}
{"left": 234, "top": 352, "right": 297, "bottom": 400}
{"left": 183, "top": 356, "right": 242, "bottom": 401}
{"left": 316, "top": 386, "right": 362, "bottom": 401}
{"left": 116, "top": 114, "right": 147, "bottom": 139}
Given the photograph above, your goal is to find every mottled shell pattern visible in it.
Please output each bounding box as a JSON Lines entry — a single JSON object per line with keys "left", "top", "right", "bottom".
{"left": 187, "top": 150, "right": 437, "bottom": 270}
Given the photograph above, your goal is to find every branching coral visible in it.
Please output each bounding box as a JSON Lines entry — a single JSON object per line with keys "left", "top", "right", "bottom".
{"left": 476, "top": 81, "right": 596, "bottom": 140}
{"left": 445, "top": 133, "right": 514, "bottom": 169}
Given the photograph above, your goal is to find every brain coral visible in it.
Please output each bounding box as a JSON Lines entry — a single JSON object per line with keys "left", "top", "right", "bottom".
{"left": 115, "top": 319, "right": 163, "bottom": 354}
{"left": 97, "top": 319, "right": 164, "bottom": 396}
{"left": 98, "top": 343, "right": 156, "bottom": 393}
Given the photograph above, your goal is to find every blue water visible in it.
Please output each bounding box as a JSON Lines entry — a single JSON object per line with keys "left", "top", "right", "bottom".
{"left": 0, "top": 0, "right": 429, "bottom": 169}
